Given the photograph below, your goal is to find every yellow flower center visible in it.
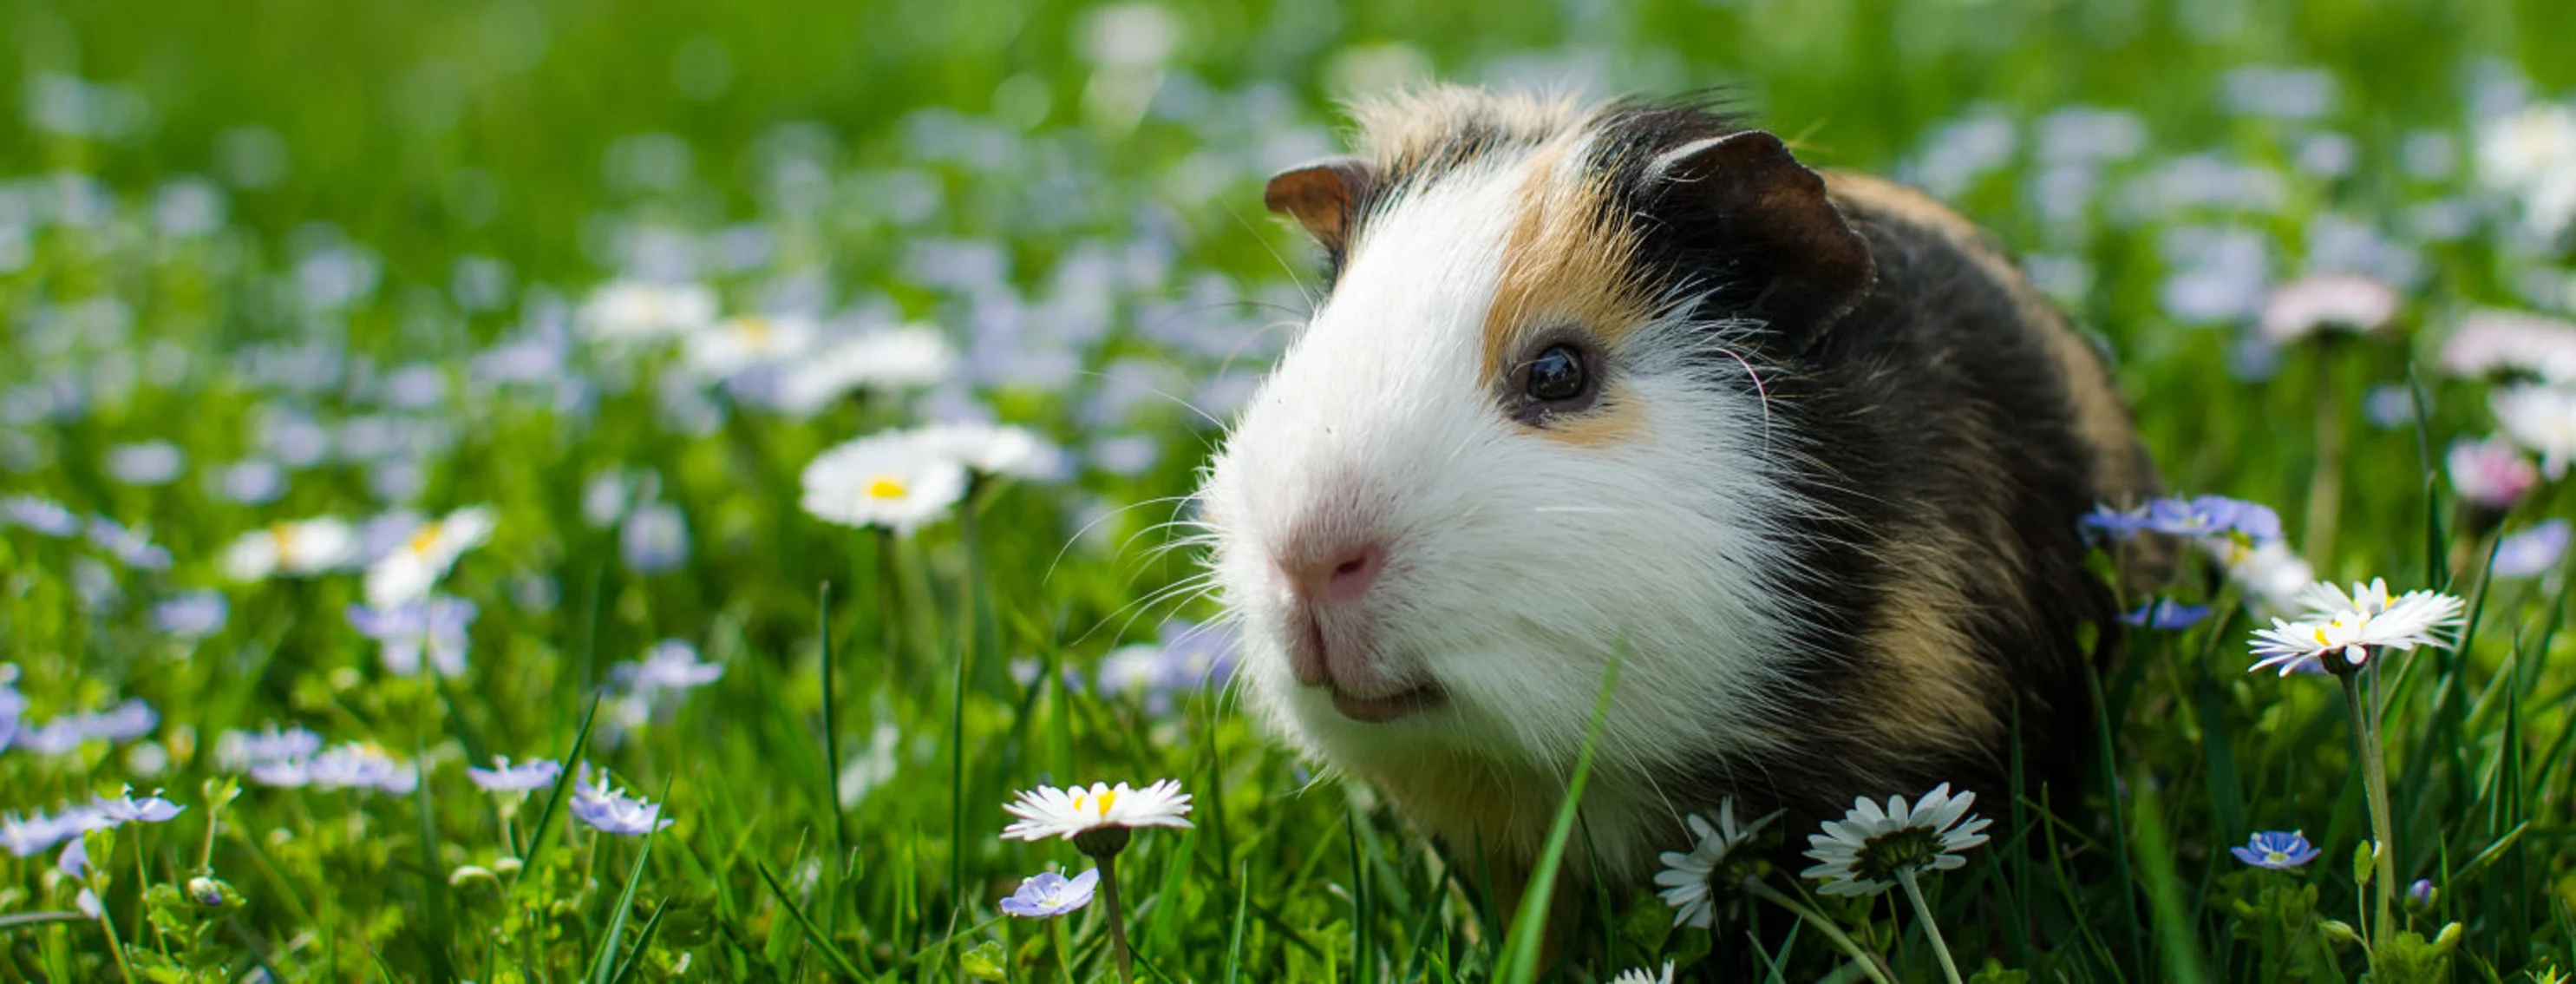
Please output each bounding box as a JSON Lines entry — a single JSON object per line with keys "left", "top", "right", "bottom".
{"left": 271, "top": 523, "right": 297, "bottom": 561}
{"left": 1081, "top": 789, "right": 1119, "bottom": 817}
{"left": 866, "top": 477, "right": 908, "bottom": 501}
{"left": 408, "top": 522, "right": 444, "bottom": 556}
{"left": 735, "top": 316, "right": 773, "bottom": 348}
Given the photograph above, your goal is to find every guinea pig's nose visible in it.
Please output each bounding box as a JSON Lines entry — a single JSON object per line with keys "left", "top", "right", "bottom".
{"left": 1280, "top": 540, "right": 1387, "bottom": 607}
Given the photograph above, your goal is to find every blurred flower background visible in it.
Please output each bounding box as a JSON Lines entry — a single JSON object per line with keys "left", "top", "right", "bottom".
{"left": 2, "top": 0, "right": 2573, "bottom": 980}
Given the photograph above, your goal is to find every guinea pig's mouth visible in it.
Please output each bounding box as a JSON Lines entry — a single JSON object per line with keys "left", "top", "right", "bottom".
{"left": 1326, "top": 680, "right": 1448, "bottom": 724}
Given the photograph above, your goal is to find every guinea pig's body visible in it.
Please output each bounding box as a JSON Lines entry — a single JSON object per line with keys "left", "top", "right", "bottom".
{"left": 1198, "top": 88, "right": 2155, "bottom": 887}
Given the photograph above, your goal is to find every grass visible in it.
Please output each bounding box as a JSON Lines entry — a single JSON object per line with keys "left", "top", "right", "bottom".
{"left": 2, "top": 0, "right": 2574, "bottom": 980}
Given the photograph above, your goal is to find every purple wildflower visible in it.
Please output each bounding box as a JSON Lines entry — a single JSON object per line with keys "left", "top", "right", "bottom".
{"left": 346, "top": 596, "right": 478, "bottom": 677}
{"left": 467, "top": 756, "right": 562, "bottom": 793}
{"left": 152, "top": 591, "right": 230, "bottom": 640}
{"left": 2230, "top": 830, "right": 2320, "bottom": 869}
{"left": 2121, "top": 599, "right": 2213, "bottom": 630}
{"left": 999, "top": 869, "right": 1099, "bottom": 918}
{"left": 569, "top": 775, "right": 673, "bottom": 836}
{"left": 95, "top": 786, "right": 184, "bottom": 823}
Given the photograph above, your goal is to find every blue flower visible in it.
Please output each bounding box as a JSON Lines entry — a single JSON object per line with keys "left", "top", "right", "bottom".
{"left": 215, "top": 723, "right": 323, "bottom": 769}
{"left": 2120, "top": 598, "right": 2212, "bottom": 630}
{"left": 85, "top": 517, "right": 173, "bottom": 570}
{"left": 0, "top": 495, "right": 81, "bottom": 537}
{"left": 1096, "top": 619, "right": 1239, "bottom": 714}
{"left": 2229, "top": 830, "right": 2320, "bottom": 869}
{"left": 95, "top": 785, "right": 184, "bottom": 823}
{"left": 620, "top": 502, "right": 690, "bottom": 573}
{"left": 2144, "top": 495, "right": 2283, "bottom": 542}
{"left": 999, "top": 869, "right": 1098, "bottom": 918}
{"left": 347, "top": 596, "right": 477, "bottom": 677}
{"left": 467, "top": 756, "right": 562, "bottom": 793}
{"left": 2492, "top": 519, "right": 2569, "bottom": 580}
{"left": 569, "top": 773, "right": 673, "bottom": 836}
{"left": 2080, "top": 503, "right": 2153, "bottom": 541}
{"left": 152, "top": 591, "right": 230, "bottom": 640}
{"left": 1, "top": 804, "right": 112, "bottom": 857}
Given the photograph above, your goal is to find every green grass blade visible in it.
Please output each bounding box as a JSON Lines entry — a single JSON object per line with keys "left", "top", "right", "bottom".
{"left": 1494, "top": 645, "right": 1620, "bottom": 984}
{"left": 754, "top": 859, "right": 867, "bottom": 980}
{"left": 588, "top": 777, "right": 670, "bottom": 984}
{"left": 609, "top": 899, "right": 672, "bottom": 984}
{"left": 520, "top": 690, "right": 604, "bottom": 869}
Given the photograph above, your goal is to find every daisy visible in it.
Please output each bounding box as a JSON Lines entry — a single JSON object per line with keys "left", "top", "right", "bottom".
{"left": 1653, "top": 797, "right": 1775, "bottom": 928}
{"left": 2229, "top": 830, "right": 2321, "bottom": 869}
{"left": 2218, "top": 538, "right": 2317, "bottom": 618}
{"left": 799, "top": 432, "right": 970, "bottom": 534}
{"left": 2447, "top": 436, "right": 2541, "bottom": 512}
{"left": 764, "top": 326, "right": 956, "bottom": 417}
{"left": 999, "top": 869, "right": 1099, "bottom": 918}
{"left": 1610, "top": 962, "right": 1676, "bottom": 984}
{"left": 919, "top": 420, "right": 1065, "bottom": 481}
{"left": 578, "top": 279, "right": 718, "bottom": 347}
{"left": 2256, "top": 272, "right": 2398, "bottom": 344}
{"left": 219, "top": 517, "right": 359, "bottom": 581}
{"left": 682, "top": 312, "right": 820, "bottom": 378}
{"left": 2439, "top": 309, "right": 2576, "bottom": 382}
{"left": 1001, "top": 779, "right": 1194, "bottom": 844}
{"left": 1800, "top": 782, "right": 1992, "bottom": 897}
{"left": 2492, "top": 383, "right": 2576, "bottom": 478}
{"left": 364, "top": 505, "right": 495, "bottom": 606}
{"left": 2247, "top": 578, "right": 2462, "bottom": 675}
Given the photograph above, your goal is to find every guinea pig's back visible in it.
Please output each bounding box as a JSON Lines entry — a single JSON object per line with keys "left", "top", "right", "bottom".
{"left": 1742, "top": 170, "right": 2163, "bottom": 814}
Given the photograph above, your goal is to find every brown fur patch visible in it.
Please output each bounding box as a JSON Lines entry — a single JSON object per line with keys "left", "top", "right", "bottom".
{"left": 1859, "top": 533, "right": 2011, "bottom": 768}
{"left": 1474, "top": 134, "right": 1661, "bottom": 447}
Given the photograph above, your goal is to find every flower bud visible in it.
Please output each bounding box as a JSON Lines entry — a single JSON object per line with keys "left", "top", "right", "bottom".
{"left": 2406, "top": 878, "right": 2437, "bottom": 912}
{"left": 2434, "top": 922, "right": 2463, "bottom": 954}
{"left": 448, "top": 865, "right": 500, "bottom": 893}
{"left": 492, "top": 856, "right": 524, "bottom": 878}
{"left": 186, "top": 876, "right": 226, "bottom": 908}
{"left": 2320, "top": 919, "right": 2362, "bottom": 945}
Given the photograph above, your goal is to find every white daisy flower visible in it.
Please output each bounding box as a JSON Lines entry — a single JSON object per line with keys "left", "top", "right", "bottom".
{"left": 578, "top": 279, "right": 718, "bottom": 346}
{"left": 2256, "top": 272, "right": 2399, "bottom": 344}
{"left": 1000, "top": 778, "right": 1193, "bottom": 843}
{"left": 219, "top": 517, "right": 359, "bottom": 581}
{"left": 764, "top": 326, "right": 956, "bottom": 417}
{"left": 2492, "top": 383, "right": 2576, "bottom": 479}
{"left": 798, "top": 433, "right": 969, "bottom": 535}
{"left": 919, "top": 420, "right": 1063, "bottom": 481}
{"left": 1610, "top": 962, "right": 1675, "bottom": 984}
{"left": 683, "top": 312, "right": 820, "bottom": 378}
{"left": 2439, "top": 310, "right": 2576, "bottom": 382}
{"left": 1653, "top": 797, "right": 1775, "bottom": 928}
{"left": 2247, "top": 578, "right": 2463, "bottom": 676}
{"left": 2214, "top": 537, "right": 2316, "bottom": 619}
{"left": 363, "top": 506, "right": 496, "bottom": 606}
{"left": 1800, "top": 783, "right": 1992, "bottom": 897}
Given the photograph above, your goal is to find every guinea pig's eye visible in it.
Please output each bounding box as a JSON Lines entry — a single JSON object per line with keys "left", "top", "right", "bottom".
{"left": 1526, "top": 344, "right": 1587, "bottom": 403}
{"left": 1512, "top": 341, "right": 1600, "bottom": 425}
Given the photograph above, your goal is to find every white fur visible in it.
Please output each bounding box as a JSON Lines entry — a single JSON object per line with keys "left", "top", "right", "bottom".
{"left": 1199, "top": 147, "right": 1812, "bottom": 879}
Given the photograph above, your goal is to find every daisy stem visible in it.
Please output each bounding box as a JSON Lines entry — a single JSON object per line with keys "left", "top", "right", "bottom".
{"left": 2303, "top": 338, "right": 2346, "bottom": 569}
{"left": 2339, "top": 666, "right": 2397, "bottom": 950}
{"left": 1741, "top": 878, "right": 1894, "bottom": 984}
{"left": 1101, "top": 851, "right": 1135, "bottom": 984}
{"left": 1894, "top": 869, "right": 1964, "bottom": 984}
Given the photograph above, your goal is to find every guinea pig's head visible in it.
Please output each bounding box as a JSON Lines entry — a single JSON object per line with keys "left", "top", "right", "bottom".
{"left": 1196, "top": 89, "right": 1878, "bottom": 852}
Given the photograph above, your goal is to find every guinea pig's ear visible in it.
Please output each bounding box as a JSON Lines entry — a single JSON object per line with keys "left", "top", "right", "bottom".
{"left": 1644, "top": 130, "right": 1876, "bottom": 337}
{"left": 1263, "top": 157, "right": 1375, "bottom": 255}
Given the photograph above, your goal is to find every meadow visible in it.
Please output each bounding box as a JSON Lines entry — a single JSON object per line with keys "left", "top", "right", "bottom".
{"left": 3, "top": 0, "right": 2575, "bottom": 980}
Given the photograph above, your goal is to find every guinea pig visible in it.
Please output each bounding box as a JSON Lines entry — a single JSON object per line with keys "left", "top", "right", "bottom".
{"left": 1194, "top": 87, "right": 2159, "bottom": 889}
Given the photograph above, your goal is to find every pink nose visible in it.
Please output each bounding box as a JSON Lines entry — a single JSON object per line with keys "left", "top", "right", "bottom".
{"left": 1284, "top": 541, "right": 1386, "bottom": 607}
